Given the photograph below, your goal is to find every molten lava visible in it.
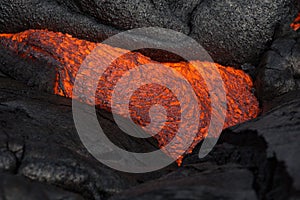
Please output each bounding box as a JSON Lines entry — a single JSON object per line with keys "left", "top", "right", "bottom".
{"left": 291, "top": 12, "right": 300, "bottom": 31}
{"left": 0, "top": 30, "right": 260, "bottom": 165}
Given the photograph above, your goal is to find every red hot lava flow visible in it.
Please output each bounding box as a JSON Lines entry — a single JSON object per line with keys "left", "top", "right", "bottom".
{"left": 291, "top": 12, "right": 300, "bottom": 31}
{"left": 0, "top": 30, "right": 260, "bottom": 165}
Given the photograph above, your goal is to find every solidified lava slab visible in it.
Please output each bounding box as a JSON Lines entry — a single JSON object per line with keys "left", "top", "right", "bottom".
{"left": 0, "top": 30, "right": 260, "bottom": 164}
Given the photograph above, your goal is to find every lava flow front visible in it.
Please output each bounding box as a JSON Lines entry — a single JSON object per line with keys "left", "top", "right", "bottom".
{"left": 0, "top": 30, "right": 260, "bottom": 164}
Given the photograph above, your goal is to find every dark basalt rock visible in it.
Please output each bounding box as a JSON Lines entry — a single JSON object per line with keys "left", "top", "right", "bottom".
{"left": 0, "top": 173, "right": 84, "bottom": 200}
{"left": 55, "top": 0, "right": 189, "bottom": 33}
{"left": 190, "top": 0, "right": 299, "bottom": 67}
{"left": 256, "top": 29, "right": 300, "bottom": 103}
{"left": 166, "top": 0, "right": 202, "bottom": 25}
{"left": 262, "top": 89, "right": 300, "bottom": 113}
{"left": 182, "top": 91, "right": 300, "bottom": 200}
{"left": 228, "top": 97, "right": 300, "bottom": 195}
{"left": 0, "top": 0, "right": 119, "bottom": 42}
{"left": 0, "top": 76, "right": 167, "bottom": 200}
{"left": 0, "top": 0, "right": 298, "bottom": 66}
{"left": 110, "top": 163, "right": 256, "bottom": 200}
{"left": 227, "top": 99, "right": 300, "bottom": 199}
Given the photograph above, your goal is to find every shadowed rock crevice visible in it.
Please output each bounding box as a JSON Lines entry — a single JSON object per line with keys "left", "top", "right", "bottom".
{"left": 212, "top": 96, "right": 300, "bottom": 199}
{"left": 209, "top": 131, "right": 293, "bottom": 200}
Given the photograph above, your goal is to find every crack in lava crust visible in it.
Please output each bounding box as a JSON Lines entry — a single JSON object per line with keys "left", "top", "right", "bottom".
{"left": 0, "top": 30, "right": 260, "bottom": 165}
{"left": 291, "top": 12, "right": 300, "bottom": 31}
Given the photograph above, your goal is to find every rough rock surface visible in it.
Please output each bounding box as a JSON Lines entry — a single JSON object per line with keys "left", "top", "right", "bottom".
{"left": 183, "top": 91, "right": 300, "bottom": 200}
{"left": 0, "top": 173, "right": 84, "bottom": 200}
{"left": 55, "top": 0, "right": 189, "bottom": 33}
{"left": 227, "top": 97, "right": 300, "bottom": 197}
{"left": 190, "top": 0, "right": 299, "bottom": 66}
{"left": 110, "top": 163, "right": 257, "bottom": 200}
{"left": 0, "top": 0, "right": 118, "bottom": 42}
{"left": 0, "top": 76, "right": 167, "bottom": 200}
{"left": 256, "top": 29, "right": 300, "bottom": 103}
{"left": 0, "top": 0, "right": 298, "bottom": 66}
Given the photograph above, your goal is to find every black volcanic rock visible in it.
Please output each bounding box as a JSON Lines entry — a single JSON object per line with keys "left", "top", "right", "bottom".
{"left": 262, "top": 89, "right": 300, "bottom": 113}
{"left": 228, "top": 97, "right": 300, "bottom": 193}
{"left": 0, "top": 0, "right": 119, "bottom": 42}
{"left": 256, "top": 29, "right": 300, "bottom": 103}
{"left": 166, "top": 0, "right": 202, "bottom": 24}
{"left": 110, "top": 163, "right": 256, "bottom": 200}
{"left": 55, "top": 0, "right": 189, "bottom": 33}
{"left": 182, "top": 91, "right": 300, "bottom": 200}
{"left": 224, "top": 98, "right": 300, "bottom": 199}
{"left": 0, "top": 0, "right": 298, "bottom": 66}
{"left": 190, "top": 0, "right": 299, "bottom": 66}
{"left": 0, "top": 77, "right": 164, "bottom": 200}
{"left": 0, "top": 173, "right": 84, "bottom": 200}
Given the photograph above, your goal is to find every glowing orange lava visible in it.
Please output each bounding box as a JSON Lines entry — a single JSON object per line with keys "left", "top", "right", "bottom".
{"left": 291, "top": 12, "right": 300, "bottom": 31}
{"left": 0, "top": 30, "right": 260, "bottom": 165}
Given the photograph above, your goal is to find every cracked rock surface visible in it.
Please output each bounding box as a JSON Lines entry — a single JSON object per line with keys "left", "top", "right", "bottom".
{"left": 256, "top": 29, "right": 300, "bottom": 104}
{"left": 0, "top": 0, "right": 298, "bottom": 66}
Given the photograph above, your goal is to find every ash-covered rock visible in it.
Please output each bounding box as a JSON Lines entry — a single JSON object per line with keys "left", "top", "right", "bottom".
{"left": 255, "top": 29, "right": 300, "bottom": 103}
{"left": 0, "top": 0, "right": 298, "bottom": 66}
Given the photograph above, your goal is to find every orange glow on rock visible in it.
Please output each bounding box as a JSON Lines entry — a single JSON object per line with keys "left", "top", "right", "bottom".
{"left": 291, "top": 12, "right": 300, "bottom": 31}
{"left": 0, "top": 30, "right": 260, "bottom": 165}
